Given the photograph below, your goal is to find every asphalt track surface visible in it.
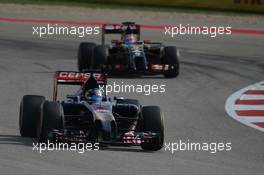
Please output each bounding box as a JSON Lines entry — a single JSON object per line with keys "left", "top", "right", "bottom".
{"left": 0, "top": 5, "right": 264, "bottom": 175}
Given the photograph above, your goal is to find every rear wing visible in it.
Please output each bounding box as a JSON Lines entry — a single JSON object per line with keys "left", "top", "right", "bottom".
{"left": 53, "top": 71, "right": 107, "bottom": 101}
{"left": 102, "top": 22, "right": 141, "bottom": 44}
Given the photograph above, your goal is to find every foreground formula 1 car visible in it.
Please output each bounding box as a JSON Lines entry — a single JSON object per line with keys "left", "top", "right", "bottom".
{"left": 78, "top": 22, "right": 180, "bottom": 77}
{"left": 19, "top": 71, "right": 164, "bottom": 151}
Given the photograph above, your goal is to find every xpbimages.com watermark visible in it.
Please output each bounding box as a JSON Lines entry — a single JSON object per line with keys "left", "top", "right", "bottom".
{"left": 164, "top": 24, "right": 232, "bottom": 38}
{"left": 32, "top": 24, "right": 100, "bottom": 37}
{"left": 99, "top": 82, "right": 166, "bottom": 96}
{"left": 164, "top": 140, "right": 232, "bottom": 154}
{"left": 32, "top": 141, "right": 100, "bottom": 153}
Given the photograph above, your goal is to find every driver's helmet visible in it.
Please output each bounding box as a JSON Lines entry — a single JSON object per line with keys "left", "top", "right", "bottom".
{"left": 85, "top": 88, "right": 103, "bottom": 102}
{"left": 123, "top": 34, "right": 137, "bottom": 45}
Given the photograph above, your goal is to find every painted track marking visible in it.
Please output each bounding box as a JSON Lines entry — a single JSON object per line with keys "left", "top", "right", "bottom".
{"left": 225, "top": 81, "right": 264, "bottom": 132}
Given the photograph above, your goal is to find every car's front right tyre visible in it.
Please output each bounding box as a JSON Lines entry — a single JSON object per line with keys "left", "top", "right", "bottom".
{"left": 37, "top": 101, "right": 64, "bottom": 142}
{"left": 163, "top": 46, "right": 180, "bottom": 78}
{"left": 19, "top": 95, "right": 45, "bottom": 137}
{"left": 78, "top": 42, "right": 96, "bottom": 71}
{"left": 92, "top": 45, "right": 108, "bottom": 69}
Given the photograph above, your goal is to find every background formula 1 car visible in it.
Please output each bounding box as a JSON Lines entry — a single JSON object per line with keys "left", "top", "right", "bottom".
{"left": 19, "top": 71, "right": 164, "bottom": 151}
{"left": 78, "top": 22, "right": 180, "bottom": 77}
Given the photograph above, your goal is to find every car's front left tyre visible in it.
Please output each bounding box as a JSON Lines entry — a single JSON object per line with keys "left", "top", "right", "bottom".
{"left": 140, "top": 106, "right": 164, "bottom": 151}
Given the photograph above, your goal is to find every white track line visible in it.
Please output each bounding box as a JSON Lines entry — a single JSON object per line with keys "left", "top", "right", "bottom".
{"left": 233, "top": 105, "right": 264, "bottom": 110}
{"left": 240, "top": 95, "right": 264, "bottom": 100}
{"left": 235, "top": 117, "right": 264, "bottom": 123}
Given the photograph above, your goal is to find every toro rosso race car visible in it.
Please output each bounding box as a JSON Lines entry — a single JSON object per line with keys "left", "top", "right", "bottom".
{"left": 78, "top": 22, "right": 180, "bottom": 77}
{"left": 19, "top": 71, "right": 164, "bottom": 151}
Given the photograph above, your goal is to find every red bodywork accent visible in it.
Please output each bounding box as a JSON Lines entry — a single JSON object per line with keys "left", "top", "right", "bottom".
{"left": 114, "top": 64, "right": 127, "bottom": 70}
{"left": 111, "top": 40, "right": 121, "bottom": 44}
{"left": 95, "top": 109, "right": 111, "bottom": 113}
{"left": 150, "top": 64, "right": 170, "bottom": 71}
{"left": 143, "top": 40, "right": 152, "bottom": 44}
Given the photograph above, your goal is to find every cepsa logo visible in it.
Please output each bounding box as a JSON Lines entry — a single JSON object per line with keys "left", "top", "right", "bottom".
{"left": 59, "top": 72, "right": 91, "bottom": 79}
{"left": 57, "top": 72, "right": 106, "bottom": 83}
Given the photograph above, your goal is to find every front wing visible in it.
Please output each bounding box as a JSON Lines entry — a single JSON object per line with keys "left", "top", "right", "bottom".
{"left": 106, "top": 64, "right": 175, "bottom": 75}
{"left": 48, "top": 129, "right": 159, "bottom": 146}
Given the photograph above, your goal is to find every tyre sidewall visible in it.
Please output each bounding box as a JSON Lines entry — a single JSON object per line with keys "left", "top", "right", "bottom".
{"left": 140, "top": 106, "right": 164, "bottom": 151}
{"left": 19, "top": 95, "right": 45, "bottom": 137}
{"left": 37, "top": 101, "right": 64, "bottom": 142}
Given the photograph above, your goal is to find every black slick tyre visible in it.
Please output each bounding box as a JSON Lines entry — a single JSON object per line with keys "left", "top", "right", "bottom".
{"left": 140, "top": 106, "right": 164, "bottom": 151}
{"left": 19, "top": 95, "right": 45, "bottom": 137}
{"left": 78, "top": 42, "right": 96, "bottom": 71}
{"left": 163, "top": 46, "right": 180, "bottom": 78}
{"left": 37, "top": 101, "right": 64, "bottom": 142}
{"left": 93, "top": 45, "right": 108, "bottom": 69}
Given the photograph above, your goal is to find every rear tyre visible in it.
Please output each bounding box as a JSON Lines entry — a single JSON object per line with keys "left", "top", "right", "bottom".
{"left": 37, "top": 101, "right": 64, "bottom": 142}
{"left": 163, "top": 46, "right": 180, "bottom": 78}
{"left": 93, "top": 45, "right": 108, "bottom": 69}
{"left": 19, "top": 95, "right": 45, "bottom": 137}
{"left": 140, "top": 106, "right": 164, "bottom": 151}
{"left": 78, "top": 42, "right": 96, "bottom": 71}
